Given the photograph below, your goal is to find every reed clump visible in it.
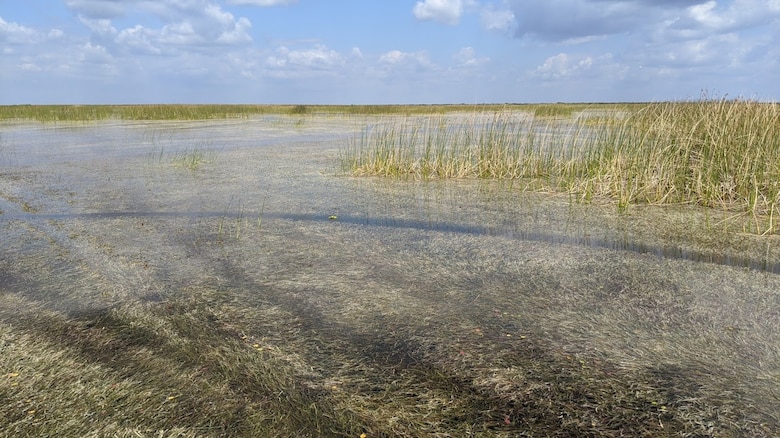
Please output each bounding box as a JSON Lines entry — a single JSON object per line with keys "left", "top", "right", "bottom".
{"left": 343, "top": 98, "right": 780, "bottom": 233}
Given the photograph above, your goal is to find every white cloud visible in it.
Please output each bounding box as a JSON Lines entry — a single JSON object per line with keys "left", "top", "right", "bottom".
{"left": 373, "top": 50, "right": 436, "bottom": 82}
{"left": 481, "top": 4, "right": 516, "bottom": 33}
{"left": 453, "top": 46, "right": 489, "bottom": 66}
{"left": 48, "top": 29, "right": 65, "bottom": 39}
{"left": 413, "top": 0, "right": 469, "bottom": 25}
{"left": 264, "top": 44, "right": 345, "bottom": 78}
{"left": 116, "top": 25, "right": 163, "bottom": 54}
{"left": 216, "top": 17, "right": 252, "bottom": 44}
{"left": 78, "top": 15, "right": 117, "bottom": 37}
{"left": 663, "top": 0, "right": 780, "bottom": 39}
{"left": 378, "top": 50, "right": 405, "bottom": 64}
{"left": 0, "top": 16, "right": 42, "bottom": 44}
{"left": 533, "top": 53, "right": 580, "bottom": 79}
{"left": 159, "top": 22, "right": 199, "bottom": 45}
{"left": 507, "top": 0, "right": 780, "bottom": 43}
{"left": 505, "top": 0, "right": 707, "bottom": 42}
{"left": 19, "top": 62, "right": 43, "bottom": 72}
{"left": 6, "top": 0, "right": 778, "bottom": 104}
{"left": 378, "top": 49, "right": 432, "bottom": 67}
{"left": 67, "top": 0, "right": 254, "bottom": 46}
{"left": 532, "top": 52, "right": 622, "bottom": 81}
{"left": 227, "top": 0, "right": 297, "bottom": 5}
{"left": 182, "top": 4, "right": 253, "bottom": 44}
{"left": 641, "top": 32, "right": 752, "bottom": 70}
{"left": 78, "top": 42, "right": 114, "bottom": 64}
{"left": 72, "top": 1, "right": 253, "bottom": 56}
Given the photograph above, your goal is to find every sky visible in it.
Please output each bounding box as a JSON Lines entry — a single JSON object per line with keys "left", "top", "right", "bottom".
{"left": 1, "top": 0, "right": 779, "bottom": 104}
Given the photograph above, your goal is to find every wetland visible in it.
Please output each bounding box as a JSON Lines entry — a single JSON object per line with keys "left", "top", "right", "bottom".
{"left": 1, "top": 106, "right": 779, "bottom": 436}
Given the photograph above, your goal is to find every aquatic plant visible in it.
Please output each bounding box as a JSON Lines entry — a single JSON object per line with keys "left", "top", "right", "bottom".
{"left": 343, "top": 97, "right": 780, "bottom": 234}
{"left": 171, "top": 147, "right": 211, "bottom": 171}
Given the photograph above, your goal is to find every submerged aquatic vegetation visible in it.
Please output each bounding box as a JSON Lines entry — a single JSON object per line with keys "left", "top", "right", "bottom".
{"left": 343, "top": 97, "right": 780, "bottom": 234}
{"left": 2, "top": 112, "right": 779, "bottom": 437}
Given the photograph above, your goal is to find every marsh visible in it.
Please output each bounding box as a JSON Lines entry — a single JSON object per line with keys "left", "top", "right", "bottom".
{"left": 1, "top": 111, "right": 779, "bottom": 436}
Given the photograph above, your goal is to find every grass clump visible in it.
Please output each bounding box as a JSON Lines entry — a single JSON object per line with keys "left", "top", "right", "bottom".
{"left": 288, "top": 105, "right": 308, "bottom": 115}
{"left": 171, "top": 147, "right": 212, "bottom": 171}
{"left": 343, "top": 97, "right": 780, "bottom": 234}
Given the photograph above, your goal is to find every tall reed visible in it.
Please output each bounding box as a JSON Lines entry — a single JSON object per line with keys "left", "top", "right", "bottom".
{"left": 343, "top": 98, "right": 780, "bottom": 233}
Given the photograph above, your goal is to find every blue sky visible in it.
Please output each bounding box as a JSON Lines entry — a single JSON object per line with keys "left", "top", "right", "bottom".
{"left": 1, "top": 0, "right": 779, "bottom": 104}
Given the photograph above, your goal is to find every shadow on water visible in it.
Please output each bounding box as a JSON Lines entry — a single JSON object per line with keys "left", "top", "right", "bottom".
{"left": 4, "top": 208, "right": 777, "bottom": 274}
{"left": 280, "top": 212, "right": 780, "bottom": 274}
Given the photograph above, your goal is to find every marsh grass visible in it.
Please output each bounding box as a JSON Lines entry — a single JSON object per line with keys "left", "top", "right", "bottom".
{"left": 214, "top": 197, "right": 265, "bottom": 242}
{"left": 0, "top": 105, "right": 276, "bottom": 121}
{"left": 0, "top": 103, "right": 641, "bottom": 121}
{"left": 343, "top": 98, "right": 780, "bottom": 234}
{"left": 147, "top": 135, "right": 214, "bottom": 171}
{"left": 171, "top": 147, "right": 212, "bottom": 171}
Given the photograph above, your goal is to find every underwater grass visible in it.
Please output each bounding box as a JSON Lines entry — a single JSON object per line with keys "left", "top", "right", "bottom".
{"left": 2, "top": 254, "right": 776, "bottom": 437}
{"left": 343, "top": 97, "right": 780, "bottom": 234}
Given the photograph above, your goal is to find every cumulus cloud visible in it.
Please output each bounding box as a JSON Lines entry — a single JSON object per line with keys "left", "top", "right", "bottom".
{"left": 0, "top": 16, "right": 42, "bottom": 44}
{"left": 19, "top": 61, "right": 43, "bottom": 72}
{"left": 533, "top": 53, "right": 590, "bottom": 79}
{"left": 78, "top": 15, "right": 117, "bottom": 38}
{"left": 481, "top": 3, "right": 516, "bottom": 33}
{"left": 69, "top": 1, "right": 253, "bottom": 55}
{"left": 269, "top": 45, "right": 343, "bottom": 67}
{"left": 263, "top": 44, "right": 346, "bottom": 78}
{"left": 507, "top": 0, "right": 780, "bottom": 43}
{"left": 505, "top": 0, "right": 711, "bottom": 42}
{"left": 379, "top": 49, "right": 432, "bottom": 66}
{"left": 413, "top": 0, "right": 471, "bottom": 25}
{"left": 116, "top": 25, "right": 162, "bottom": 54}
{"left": 663, "top": 0, "right": 780, "bottom": 39}
{"left": 227, "top": 0, "right": 298, "bottom": 5}
{"left": 453, "top": 46, "right": 489, "bottom": 66}
{"left": 78, "top": 42, "right": 114, "bottom": 64}
{"left": 532, "top": 52, "right": 625, "bottom": 81}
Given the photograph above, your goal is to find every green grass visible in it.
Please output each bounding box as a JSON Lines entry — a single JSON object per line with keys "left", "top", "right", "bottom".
{"left": 170, "top": 147, "right": 212, "bottom": 171}
{"left": 0, "top": 103, "right": 642, "bottom": 121}
{"left": 0, "top": 104, "right": 284, "bottom": 121}
{"left": 342, "top": 97, "right": 780, "bottom": 234}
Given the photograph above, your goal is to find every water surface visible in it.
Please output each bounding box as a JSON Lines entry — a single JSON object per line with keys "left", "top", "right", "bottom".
{"left": 1, "top": 115, "right": 778, "bottom": 436}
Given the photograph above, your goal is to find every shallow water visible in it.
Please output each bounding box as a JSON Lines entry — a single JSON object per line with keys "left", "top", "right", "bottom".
{"left": 1, "top": 115, "right": 779, "bottom": 435}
